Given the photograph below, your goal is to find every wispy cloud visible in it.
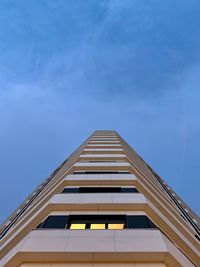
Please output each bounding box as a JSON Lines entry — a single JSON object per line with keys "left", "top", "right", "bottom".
{"left": 1, "top": 0, "right": 200, "bottom": 99}
{"left": 0, "top": 0, "right": 200, "bottom": 223}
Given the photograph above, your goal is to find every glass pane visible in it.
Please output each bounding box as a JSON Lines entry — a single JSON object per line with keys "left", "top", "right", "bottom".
{"left": 62, "top": 188, "right": 79, "bottom": 193}
{"left": 70, "top": 224, "right": 86, "bottom": 229}
{"left": 41, "top": 216, "right": 69, "bottom": 229}
{"left": 127, "top": 215, "right": 151, "bottom": 228}
{"left": 108, "top": 224, "right": 124, "bottom": 229}
{"left": 90, "top": 224, "right": 105, "bottom": 229}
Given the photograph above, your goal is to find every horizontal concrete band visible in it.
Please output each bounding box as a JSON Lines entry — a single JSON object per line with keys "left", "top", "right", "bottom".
{"left": 48, "top": 195, "right": 146, "bottom": 211}
{"left": 79, "top": 154, "right": 126, "bottom": 158}
{"left": 87, "top": 146, "right": 121, "bottom": 148}
{"left": 74, "top": 162, "right": 130, "bottom": 167}
{"left": 83, "top": 149, "right": 123, "bottom": 151}
{"left": 50, "top": 193, "right": 146, "bottom": 209}
{"left": 7, "top": 252, "right": 167, "bottom": 265}
{"left": 20, "top": 263, "right": 167, "bottom": 267}
{"left": 64, "top": 174, "right": 137, "bottom": 186}
{"left": 88, "top": 141, "right": 120, "bottom": 143}
{"left": 82, "top": 149, "right": 124, "bottom": 154}
{"left": 65, "top": 174, "right": 136, "bottom": 181}
{"left": 4, "top": 230, "right": 192, "bottom": 267}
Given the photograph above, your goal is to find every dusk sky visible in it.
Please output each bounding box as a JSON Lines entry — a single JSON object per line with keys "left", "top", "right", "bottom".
{"left": 0, "top": 0, "right": 200, "bottom": 224}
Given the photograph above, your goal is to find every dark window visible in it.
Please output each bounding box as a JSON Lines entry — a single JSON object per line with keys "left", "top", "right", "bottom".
{"left": 121, "top": 188, "right": 139, "bottom": 193}
{"left": 127, "top": 215, "right": 156, "bottom": 229}
{"left": 62, "top": 188, "right": 79, "bottom": 193}
{"left": 79, "top": 187, "right": 121, "bottom": 193}
{"left": 37, "top": 215, "right": 69, "bottom": 229}
{"left": 62, "top": 187, "right": 139, "bottom": 194}
{"left": 36, "top": 215, "right": 156, "bottom": 230}
{"left": 68, "top": 214, "right": 126, "bottom": 224}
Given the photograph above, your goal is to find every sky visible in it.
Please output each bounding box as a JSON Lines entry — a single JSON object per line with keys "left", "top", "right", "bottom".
{"left": 0, "top": 0, "right": 200, "bottom": 224}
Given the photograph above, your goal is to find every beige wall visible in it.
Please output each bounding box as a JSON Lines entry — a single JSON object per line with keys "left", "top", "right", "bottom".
{"left": 20, "top": 263, "right": 167, "bottom": 267}
{"left": 1, "top": 131, "right": 199, "bottom": 267}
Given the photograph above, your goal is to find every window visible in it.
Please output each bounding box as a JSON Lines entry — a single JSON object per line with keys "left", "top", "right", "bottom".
{"left": 108, "top": 224, "right": 124, "bottom": 229}
{"left": 70, "top": 224, "right": 86, "bottom": 230}
{"left": 121, "top": 188, "right": 139, "bottom": 193}
{"left": 66, "top": 215, "right": 126, "bottom": 229}
{"left": 127, "top": 215, "right": 156, "bottom": 229}
{"left": 62, "top": 188, "right": 79, "bottom": 193}
{"left": 36, "top": 215, "right": 156, "bottom": 230}
{"left": 90, "top": 224, "right": 105, "bottom": 229}
{"left": 61, "top": 187, "right": 139, "bottom": 194}
{"left": 36, "top": 215, "right": 68, "bottom": 229}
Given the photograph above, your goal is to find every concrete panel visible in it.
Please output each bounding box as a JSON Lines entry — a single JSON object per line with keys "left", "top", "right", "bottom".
{"left": 20, "top": 264, "right": 51, "bottom": 267}
{"left": 87, "top": 144, "right": 121, "bottom": 148}
{"left": 162, "top": 234, "right": 196, "bottom": 267}
{"left": 88, "top": 141, "right": 120, "bottom": 143}
{"left": 73, "top": 162, "right": 130, "bottom": 167}
{"left": 30, "top": 230, "right": 70, "bottom": 238}
{"left": 52, "top": 264, "right": 92, "bottom": 267}
{"left": 49, "top": 193, "right": 146, "bottom": 207}
{"left": 68, "top": 230, "right": 115, "bottom": 238}
{"left": 19, "top": 263, "right": 167, "bottom": 267}
{"left": 93, "top": 264, "right": 130, "bottom": 267}
{"left": 112, "top": 193, "right": 146, "bottom": 204}
{"left": 83, "top": 149, "right": 123, "bottom": 152}
{"left": 79, "top": 154, "right": 126, "bottom": 158}
{"left": 48, "top": 211, "right": 146, "bottom": 216}
{"left": 19, "top": 229, "right": 166, "bottom": 254}
{"left": 115, "top": 236, "right": 167, "bottom": 252}
{"left": 21, "top": 236, "right": 67, "bottom": 252}
{"left": 133, "top": 264, "right": 166, "bottom": 267}
{"left": 114, "top": 229, "right": 160, "bottom": 238}
{"left": 3, "top": 229, "right": 191, "bottom": 267}
{"left": 65, "top": 174, "right": 136, "bottom": 182}
{"left": 65, "top": 237, "right": 115, "bottom": 252}
{"left": 52, "top": 264, "right": 93, "bottom": 267}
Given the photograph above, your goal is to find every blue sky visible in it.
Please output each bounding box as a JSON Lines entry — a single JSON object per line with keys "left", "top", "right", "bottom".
{"left": 0, "top": 0, "right": 200, "bottom": 224}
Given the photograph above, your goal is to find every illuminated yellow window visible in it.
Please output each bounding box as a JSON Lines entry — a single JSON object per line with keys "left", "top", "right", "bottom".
{"left": 70, "top": 224, "right": 86, "bottom": 229}
{"left": 90, "top": 224, "right": 105, "bottom": 229}
{"left": 108, "top": 224, "right": 124, "bottom": 229}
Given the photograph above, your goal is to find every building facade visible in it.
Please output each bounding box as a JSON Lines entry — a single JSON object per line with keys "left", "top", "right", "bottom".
{"left": 0, "top": 130, "right": 199, "bottom": 267}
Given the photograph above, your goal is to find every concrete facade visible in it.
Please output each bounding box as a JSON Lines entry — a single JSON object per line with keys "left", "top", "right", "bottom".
{"left": 0, "top": 130, "right": 199, "bottom": 267}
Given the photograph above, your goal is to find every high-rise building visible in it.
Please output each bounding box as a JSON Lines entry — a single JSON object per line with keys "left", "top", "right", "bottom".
{"left": 0, "top": 130, "right": 199, "bottom": 267}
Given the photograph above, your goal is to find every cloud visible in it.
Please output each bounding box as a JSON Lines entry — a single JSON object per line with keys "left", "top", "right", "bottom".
{"left": 0, "top": 0, "right": 200, "bottom": 223}
{"left": 1, "top": 0, "right": 200, "bottom": 101}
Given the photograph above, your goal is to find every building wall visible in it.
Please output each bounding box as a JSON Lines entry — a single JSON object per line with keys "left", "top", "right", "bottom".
{"left": 0, "top": 131, "right": 199, "bottom": 267}
{"left": 20, "top": 263, "right": 167, "bottom": 267}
